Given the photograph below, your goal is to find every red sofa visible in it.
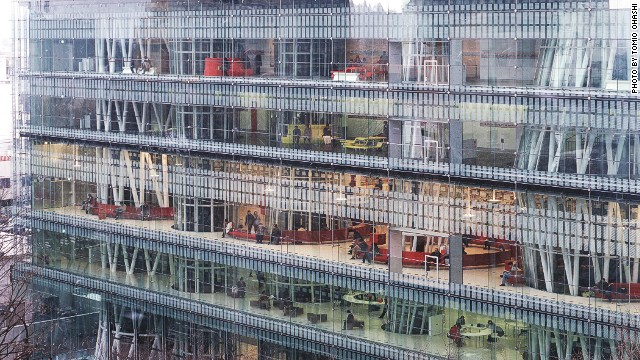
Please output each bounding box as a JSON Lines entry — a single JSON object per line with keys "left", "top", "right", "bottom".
{"left": 595, "top": 283, "right": 640, "bottom": 301}
{"left": 228, "top": 230, "right": 256, "bottom": 241}
{"left": 88, "top": 203, "right": 174, "bottom": 221}
{"left": 373, "top": 248, "right": 444, "bottom": 268}
{"left": 374, "top": 247, "right": 511, "bottom": 268}
{"left": 204, "top": 58, "right": 254, "bottom": 77}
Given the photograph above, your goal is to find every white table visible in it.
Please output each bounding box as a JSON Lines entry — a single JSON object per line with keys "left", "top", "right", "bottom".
{"left": 342, "top": 293, "right": 384, "bottom": 310}
{"left": 460, "top": 325, "right": 492, "bottom": 346}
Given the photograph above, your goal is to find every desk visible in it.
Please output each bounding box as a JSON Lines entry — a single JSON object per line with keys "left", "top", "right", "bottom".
{"left": 342, "top": 137, "right": 385, "bottom": 153}
{"left": 342, "top": 292, "right": 384, "bottom": 311}
{"left": 460, "top": 326, "right": 491, "bottom": 346}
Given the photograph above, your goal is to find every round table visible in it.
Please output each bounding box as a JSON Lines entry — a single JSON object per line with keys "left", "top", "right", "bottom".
{"left": 460, "top": 326, "right": 492, "bottom": 346}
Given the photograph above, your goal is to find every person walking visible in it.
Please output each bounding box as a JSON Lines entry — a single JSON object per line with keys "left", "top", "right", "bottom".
{"left": 245, "top": 211, "right": 255, "bottom": 234}
{"left": 293, "top": 126, "right": 301, "bottom": 147}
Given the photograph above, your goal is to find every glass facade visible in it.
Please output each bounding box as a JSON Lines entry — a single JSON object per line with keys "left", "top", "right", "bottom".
{"left": 12, "top": 0, "right": 640, "bottom": 359}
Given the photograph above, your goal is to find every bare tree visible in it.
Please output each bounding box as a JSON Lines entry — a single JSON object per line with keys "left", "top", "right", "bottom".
{"left": 612, "top": 325, "right": 640, "bottom": 360}
{"left": 0, "top": 188, "right": 34, "bottom": 359}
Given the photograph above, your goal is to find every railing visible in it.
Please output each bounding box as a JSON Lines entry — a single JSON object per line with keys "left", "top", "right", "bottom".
{"left": 19, "top": 263, "right": 436, "bottom": 360}
{"left": 21, "top": 126, "right": 640, "bottom": 194}
{"left": 22, "top": 70, "right": 640, "bottom": 105}
{"left": 25, "top": 209, "right": 640, "bottom": 335}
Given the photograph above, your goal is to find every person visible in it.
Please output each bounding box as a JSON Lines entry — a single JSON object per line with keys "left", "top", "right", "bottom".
{"left": 82, "top": 193, "right": 94, "bottom": 213}
{"left": 140, "top": 56, "right": 152, "bottom": 74}
{"left": 253, "top": 211, "right": 261, "bottom": 230}
{"left": 293, "top": 125, "right": 301, "bottom": 147}
{"left": 486, "top": 320, "right": 504, "bottom": 337}
{"left": 431, "top": 247, "right": 442, "bottom": 262}
{"left": 362, "top": 242, "right": 373, "bottom": 264}
{"left": 455, "top": 315, "right": 466, "bottom": 327}
{"left": 322, "top": 124, "right": 332, "bottom": 145}
{"left": 259, "top": 290, "right": 270, "bottom": 309}
{"left": 114, "top": 206, "right": 123, "bottom": 220}
{"left": 254, "top": 54, "right": 262, "bottom": 75}
{"left": 448, "top": 323, "right": 462, "bottom": 347}
{"left": 245, "top": 211, "right": 255, "bottom": 234}
{"left": 253, "top": 224, "right": 263, "bottom": 243}
{"left": 500, "top": 261, "right": 520, "bottom": 286}
{"left": 232, "top": 125, "right": 239, "bottom": 143}
{"left": 487, "top": 320, "right": 496, "bottom": 332}
{"left": 348, "top": 231, "right": 363, "bottom": 255}
{"left": 353, "top": 55, "right": 362, "bottom": 64}
{"left": 440, "top": 245, "right": 450, "bottom": 265}
{"left": 351, "top": 238, "right": 368, "bottom": 260}
{"left": 140, "top": 203, "right": 150, "bottom": 221}
{"left": 256, "top": 271, "right": 266, "bottom": 289}
{"left": 382, "top": 121, "right": 389, "bottom": 139}
{"left": 378, "top": 298, "right": 388, "bottom": 319}
{"left": 281, "top": 296, "right": 293, "bottom": 314}
{"left": 595, "top": 278, "right": 612, "bottom": 301}
{"left": 375, "top": 178, "right": 383, "bottom": 190}
{"left": 236, "top": 277, "right": 246, "bottom": 298}
{"left": 345, "top": 310, "right": 364, "bottom": 329}
{"left": 224, "top": 219, "right": 233, "bottom": 238}
{"left": 303, "top": 123, "right": 312, "bottom": 145}
{"left": 426, "top": 247, "right": 441, "bottom": 271}
{"left": 270, "top": 224, "right": 282, "bottom": 245}
{"left": 372, "top": 242, "right": 382, "bottom": 257}
{"left": 484, "top": 238, "right": 494, "bottom": 250}
{"left": 378, "top": 51, "right": 389, "bottom": 64}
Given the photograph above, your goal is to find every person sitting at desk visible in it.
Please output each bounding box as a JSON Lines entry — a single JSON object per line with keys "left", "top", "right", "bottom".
{"left": 255, "top": 225, "right": 266, "bottom": 244}
{"left": 235, "top": 277, "right": 246, "bottom": 298}
{"left": 500, "top": 261, "right": 520, "bottom": 286}
{"left": 345, "top": 310, "right": 364, "bottom": 329}
{"left": 282, "top": 296, "right": 293, "bottom": 314}
{"left": 223, "top": 218, "right": 233, "bottom": 238}
{"left": 440, "top": 245, "right": 450, "bottom": 265}
{"left": 351, "top": 238, "right": 369, "bottom": 260}
{"left": 487, "top": 319, "right": 496, "bottom": 332}
{"left": 486, "top": 320, "right": 505, "bottom": 337}
{"left": 270, "top": 224, "right": 282, "bottom": 245}
{"left": 594, "top": 278, "right": 612, "bottom": 301}
{"left": 258, "top": 290, "right": 270, "bottom": 309}
{"left": 322, "top": 124, "right": 333, "bottom": 145}
{"left": 448, "top": 323, "right": 463, "bottom": 347}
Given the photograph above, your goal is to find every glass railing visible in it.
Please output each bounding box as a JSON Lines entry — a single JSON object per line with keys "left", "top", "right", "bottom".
{"left": 22, "top": 125, "right": 640, "bottom": 194}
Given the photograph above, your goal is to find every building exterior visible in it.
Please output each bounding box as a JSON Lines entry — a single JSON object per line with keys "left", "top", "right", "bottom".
{"left": 12, "top": 0, "right": 640, "bottom": 358}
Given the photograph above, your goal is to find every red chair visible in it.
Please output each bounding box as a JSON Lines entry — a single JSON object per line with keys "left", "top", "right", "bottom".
{"left": 204, "top": 58, "right": 224, "bottom": 76}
